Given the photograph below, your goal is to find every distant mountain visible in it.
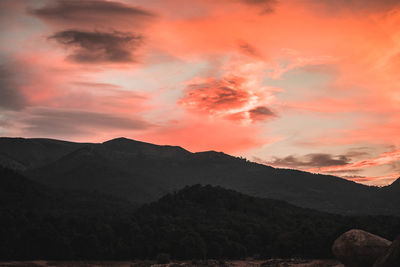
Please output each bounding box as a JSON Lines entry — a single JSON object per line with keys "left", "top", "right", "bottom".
{"left": 102, "top": 137, "right": 191, "bottom": 159}
{"left": 0, "top": 137, "right": 399, "bottom": 215}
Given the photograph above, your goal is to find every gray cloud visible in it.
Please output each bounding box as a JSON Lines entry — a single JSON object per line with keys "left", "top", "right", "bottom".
{"left": 70, "top": 82, "right": 123, "bottom": 90}
{"left": 50, "top": 30, "right": 142, "bottom": 63}
{"left": 238, "top": 41, "right": 264, "bottom": 58}
{"left": 344, "top": 149, "right": 370, "bottom": 158}
{"left": 307, "top": 0, "right": 400, "bottom": 14}
{"left": 298, "top": 64, "right": 337, "bottom": 75}
{"left": 21, "top": 108, "right": 152, "bottom": 137}
{"left": 389, "top": 160, "right": 400, "bottom": 172}
{"left": 29, "top": 0, "right": 154, "bottom": 27}
{"left": 0, "top": 64, "right": 27, "bottom": 111}
{"left": 261, "top": 153, "right": 352, "bottom": 169}
{"left": 249, "top": 106, "right": 276, "bottom": 121}
{"left": 239, "top": 0, "right": 277, "bottom": 14}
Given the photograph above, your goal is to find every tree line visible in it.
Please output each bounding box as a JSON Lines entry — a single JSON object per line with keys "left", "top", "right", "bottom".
{"left": 1, "top": 167, "right": 399, "bottom": 260}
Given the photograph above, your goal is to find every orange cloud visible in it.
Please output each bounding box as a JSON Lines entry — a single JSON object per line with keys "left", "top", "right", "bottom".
{"left": 180, "top": 76, "right": 251, "bottom": 113}
{"left": 2, "top": 0, "right": 400, "bottom": 186}
{"left": 179, "top": 56, "right": 280, "bottom": 123}
{"left": 179, "top": 75, "right": 276, "bottom": 123}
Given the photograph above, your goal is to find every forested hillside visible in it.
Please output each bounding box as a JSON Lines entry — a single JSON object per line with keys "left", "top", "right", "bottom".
{"left": 1, "top": 137, "right": 399, "bottom": 215}
{"left": 1, "top": 167, "right": 399, "bottom": 260}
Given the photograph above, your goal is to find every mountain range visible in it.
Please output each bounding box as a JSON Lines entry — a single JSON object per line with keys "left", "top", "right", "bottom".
{"left": 0, "top": 137, "right": 399, "bottom": 215}
{"left": 1, "top": 166, "right": 399, "bottom": 260}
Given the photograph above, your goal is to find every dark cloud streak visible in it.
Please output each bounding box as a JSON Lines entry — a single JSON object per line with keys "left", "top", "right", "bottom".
{"left": 239, "top": 0, "right": 277, "bottom": 14}
{"left": 21, "top": 108, "right": 152, "bottom": 137}
{"left": 238, "top": 41, "right": 264, "bottom": 59}
{"left": 262, "top": 153, "right": 352, "bottom": 169}
{"left": 249, "top": 106, "right": 276, "bottom": 121}
{"left": 29, "top": 0, "right": 155, "bottom": 27}
{"left": 50, "top": 30, "right": 142, "bottom": 63}
{"left": 308, "top": 0, "right": 400, "bottom": 13}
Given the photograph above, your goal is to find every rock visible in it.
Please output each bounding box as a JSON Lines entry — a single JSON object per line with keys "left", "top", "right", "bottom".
{"left": 332, "top": 229, "right": 392, "bottom": 267}
{"left": 374, "top": 236, "right": 400, "bottom": 267}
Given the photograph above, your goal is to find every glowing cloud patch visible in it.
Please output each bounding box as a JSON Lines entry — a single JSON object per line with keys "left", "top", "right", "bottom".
{"left": 180, "top": 75, "right": 276, "bottom": 123}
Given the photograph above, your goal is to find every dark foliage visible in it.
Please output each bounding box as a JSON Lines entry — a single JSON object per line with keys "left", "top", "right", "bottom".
{"left": 0, "top": 167, "right": 134, "bottom": 260}
{"left": 1, "top": 167, "right": 399, "bottom": 261}
{"left": 131, "top": 185, "right": 400, "bottom": 260}
{"left": 156, "top": 253, "right": 170, "bottom": 264}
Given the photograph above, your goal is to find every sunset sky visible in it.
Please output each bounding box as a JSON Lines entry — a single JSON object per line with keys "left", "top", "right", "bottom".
{"left": 1, "top": 0, "right": 400, "bottom": 186}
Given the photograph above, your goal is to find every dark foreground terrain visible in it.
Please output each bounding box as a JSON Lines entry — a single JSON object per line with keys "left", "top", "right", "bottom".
{"left": 1, "top": 166, "right": 399, "bottom": 261}
{"left": 0, "top": 259, "right": 343, "bottom": 267}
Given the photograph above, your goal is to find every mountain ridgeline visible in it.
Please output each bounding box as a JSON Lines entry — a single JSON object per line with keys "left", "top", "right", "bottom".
{"left": 1, "top": 167, "right": 399, "bottom": 260}
{"left": 0, "top": 137, "right": 399, "bottom": 215}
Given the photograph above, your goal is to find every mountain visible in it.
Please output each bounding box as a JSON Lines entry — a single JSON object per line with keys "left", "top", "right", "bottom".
{"left": 132, "top": 184, "right": 400, "bottom": 259}
{"left": 381, "top": 177, "right": 400, "bottom": 207}
{"left": 0, "top": 137, "right": 87, "bottom": 171}
{"left": 385, "top": 177, "right": 400, "bottom": 192}
{"left": 0, "top": 166, "right": 135, "bottom": 260}
{"left": 0, "top": 137, "right": 399, "bottom": 215}
{"left": 102, "top": 137, "right": 191, "bottom": 159}
{"left": 2, "top": 178, "right": 399, "bottom": 260}
{"left": 0, "top": 165, "right": 132, "bottom": 213}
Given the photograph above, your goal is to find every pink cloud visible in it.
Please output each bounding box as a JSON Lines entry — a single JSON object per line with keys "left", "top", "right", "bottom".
{"left": 179, "top": 57, "right": 280, "bottom": 123}
{"left": 2, "top": 0, "right": 400, "bottom": 186}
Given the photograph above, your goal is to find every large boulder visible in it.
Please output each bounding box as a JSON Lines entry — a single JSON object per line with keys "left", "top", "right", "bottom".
{"left": 332, "top": 229, "right": 391, "bottom": 267}
{"left": 374, "top": 236, "right": 400, "bottom": 267}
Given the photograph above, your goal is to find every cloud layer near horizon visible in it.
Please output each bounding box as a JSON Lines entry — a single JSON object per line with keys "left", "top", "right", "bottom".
{"left": 1, "top": 0, "right": 400, "bottom": 185}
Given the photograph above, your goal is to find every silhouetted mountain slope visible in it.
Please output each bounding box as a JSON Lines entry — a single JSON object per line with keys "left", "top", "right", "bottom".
{"left": 28, "top": 145, "right": 167, "bottom": 202}
{"left": 386, "top": 177, "right": 400, "bottom": 192}
{"left": 102, "top": 137, "right": 191, "bottom": 159}
{"left": 0, "top": 137, "right": 87, "bottom": 171}
{"left": 0, "top": 137, "right": 399, "bottom": 215}
{"left": 381, "top": 177, "right": 400, "bottom": 207}
{"left": 0, "top": 166, "right": 55, "bottom": 209}
{"left": 0, "top": 166, "right": 132, "bottom": 213}
{"left": 0, "top": 166, "right": 135, "bottom": 260}
{"left": 1, "top": 178, "right": 399, "bottom": 260}
{"left": 132, "top": 185, "right": 400, "bottom": 259}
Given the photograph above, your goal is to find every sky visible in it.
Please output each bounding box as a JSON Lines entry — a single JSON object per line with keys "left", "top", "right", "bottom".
{"left": 1, "top": 0, "right": 400, "bottom": 186}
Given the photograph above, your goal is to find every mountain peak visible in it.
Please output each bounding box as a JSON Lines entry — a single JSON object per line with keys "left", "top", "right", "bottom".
{"left": 103, "top": 137, "right": 138, "bottom": 144}
{"left": 102, "top": 137, "right": 154, "bottom": 148}
{"left": 389, "top": 177, "right": 400, "bottom": 188}
{"left": 102, "top": 137, "right": 190, "bottom": 157}
{"left": 193, "top": 150, "right": 235, "bottom": 161}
